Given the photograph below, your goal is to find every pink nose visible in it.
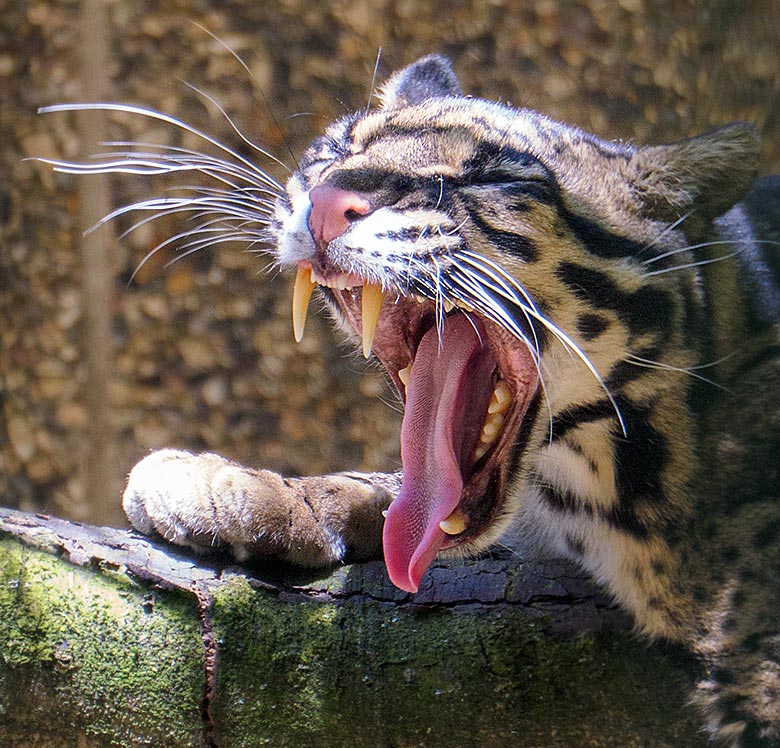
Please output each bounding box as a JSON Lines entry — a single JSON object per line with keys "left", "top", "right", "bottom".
{"left": 308, "top": 185, "right": 371, "bottom": 247}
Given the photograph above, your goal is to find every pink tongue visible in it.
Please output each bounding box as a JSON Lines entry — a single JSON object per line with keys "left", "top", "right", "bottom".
{"left": 383, "top": 314, "right": 496, "bottom": 592}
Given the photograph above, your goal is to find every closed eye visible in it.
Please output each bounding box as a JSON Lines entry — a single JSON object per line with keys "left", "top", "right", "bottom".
{"left": 326, "top": 168, "right": 416, "bottom": 195}
{"left": 459, "top": 174, "right": 555, "bottom": 204}
{"left": 466, "top": 173, "right": 549, "bottom": 186}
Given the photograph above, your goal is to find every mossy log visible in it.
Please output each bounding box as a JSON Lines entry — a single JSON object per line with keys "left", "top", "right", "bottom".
{"left": 0, "top": 507, "right": 705, "bottom": 748}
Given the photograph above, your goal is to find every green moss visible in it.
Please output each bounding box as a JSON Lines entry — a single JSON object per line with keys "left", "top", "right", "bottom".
{"left": 1, "top": 537, "right": 706, "bottom": 747}
{"left": 211, "top": 573, "right": 705, "bottom": 748}
{"left": 0, "top": 539, "right": 203, "bottom": 747}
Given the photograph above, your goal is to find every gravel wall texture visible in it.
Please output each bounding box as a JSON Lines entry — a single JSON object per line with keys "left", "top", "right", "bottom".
{"left": 1, "top": 0, "right": 779, "bottom": 522}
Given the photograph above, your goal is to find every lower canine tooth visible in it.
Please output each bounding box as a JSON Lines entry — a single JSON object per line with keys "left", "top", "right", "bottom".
{"left": 439, "top": 510, "right": 468, "bottom": 535}
{"left": 361, "top": 283, "right": 386, "bottom": 358}
{"left": 292, "top": 265, "right": 316, "bottom": 343}
{"left": 398, "top": 363, "right": 412, "bottom": 387}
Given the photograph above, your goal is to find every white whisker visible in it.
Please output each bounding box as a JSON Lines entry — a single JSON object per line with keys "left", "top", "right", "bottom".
{"left": 38, "top": 102, "right": 285, "bottom": 191}
{"left": 179, "top": 79, "right": 292, "bottom": 177}
{"left": 643, "top": 238, "right": 780, "bottom": 268}
{"left": 643, "top": 252, "right": 742, "bottom": 277}
{"left": 638, "top": 212, "right": 691, "bottom": 257}
{"left": 626, "top": 355, "right": 728, "bottom": 390}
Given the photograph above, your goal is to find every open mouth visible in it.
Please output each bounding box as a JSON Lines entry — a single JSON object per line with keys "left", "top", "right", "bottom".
{"left": 293, "top": 263, "right": 540, "bottom": 592}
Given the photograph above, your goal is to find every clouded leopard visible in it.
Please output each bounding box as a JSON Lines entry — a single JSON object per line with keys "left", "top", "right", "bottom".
{"left": 45, "top": 55, "right": 779, "bottom": 746}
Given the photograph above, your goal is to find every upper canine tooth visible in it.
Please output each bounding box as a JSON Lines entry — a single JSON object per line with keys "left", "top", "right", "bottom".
{"left": 439, "top": 510, "right": 468, "bottom": 536}
{"left": 443, "top": 299, "right": 455, "bottom": 314}
{"left": 292, "top": 265, "right": 316, "bottom": 343}
{"left": 361, "top": 283, "right": 386, "bottom": 358}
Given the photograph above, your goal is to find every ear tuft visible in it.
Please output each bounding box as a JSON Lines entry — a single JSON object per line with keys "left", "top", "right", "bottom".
{"left": 633, "top": 123, "right": 762, "bottom": 221}
{"left": 379, "top": 54, "right": 462, "bottom": 110}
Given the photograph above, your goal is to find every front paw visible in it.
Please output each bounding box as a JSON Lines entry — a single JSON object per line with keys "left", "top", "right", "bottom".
{"left": 123, "top": 449, "right": 238, "bottom": 553}
{"left": 123, "top": 449, "right": 392, "bottom": 567}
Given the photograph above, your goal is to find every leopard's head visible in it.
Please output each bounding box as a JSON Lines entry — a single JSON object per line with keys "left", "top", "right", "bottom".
{"left": 273, "top": 55, "right": 760, "bottom": 592}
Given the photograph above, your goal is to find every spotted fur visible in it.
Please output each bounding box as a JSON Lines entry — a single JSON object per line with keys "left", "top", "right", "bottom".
{"left": 46, "top": 55, "right": 780, "bottom": 746}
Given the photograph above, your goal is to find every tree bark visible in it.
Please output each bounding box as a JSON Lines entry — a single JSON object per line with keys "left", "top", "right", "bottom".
{"left": 0, "top": 507, "right": 706, "bottom": 748}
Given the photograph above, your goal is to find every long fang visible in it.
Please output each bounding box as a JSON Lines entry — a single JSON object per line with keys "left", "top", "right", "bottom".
{"left": 361, "top": 283, "right": 386, "bottom": 358}
{"left": 292, "top": 265, "right": 316, "bottom": 342}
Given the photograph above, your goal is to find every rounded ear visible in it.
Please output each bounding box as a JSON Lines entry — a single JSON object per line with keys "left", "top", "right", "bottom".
{"left": 379, "top": 54, "right": 462, "bottom": 110}
{"left": 630, "top": 123, "right": 762, "bottom": 222}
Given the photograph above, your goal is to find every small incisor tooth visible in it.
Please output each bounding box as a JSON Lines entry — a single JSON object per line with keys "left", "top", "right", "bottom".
{"left": 439, "top": 510, "right": 468, "bottom": 536}
{"left": 488, "top": 381, "right": 511, "bottom": 414}
{"left": 480, "top": 412, "right": 504, "bottom": 442}
{"left": 361, "top": 283, "right": 386, "bottom": 358}
{"left": 292, "top": 265, "right": 316, "bottom": 343}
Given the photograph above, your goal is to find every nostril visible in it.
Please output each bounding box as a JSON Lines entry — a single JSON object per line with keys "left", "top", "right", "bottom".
{"left": 308, "top": 184, "right": 372, "bottom": 247}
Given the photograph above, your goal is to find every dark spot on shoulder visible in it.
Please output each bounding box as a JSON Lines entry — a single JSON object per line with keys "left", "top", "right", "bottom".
{"left": 731, "top": 589, "right": 747, "bottom": 607}
{"left": 711, "top": 666, "right": 737, "bottom": 686}
{"left": 700, "top": 520, "right": 719, "bottom": 540}
{"left": 627, "top": 286, "right": 674, "bottom": 334}
{"left": 740, "top": 632, "right": 764, "bottom": 653}
{"left": 753, "top": 518, "right": 780, "bottom": 548}
{"left": 739, "top": 722, "right": 778, "bottom": 748}
{"left": 576, "top": 312, "right": 610, "bottom": 341}
{"left": 739, "top": 567, "right": 757, "bottom": 582}
{"left": 716, "top": 693, "right": 750, "bottom": 732}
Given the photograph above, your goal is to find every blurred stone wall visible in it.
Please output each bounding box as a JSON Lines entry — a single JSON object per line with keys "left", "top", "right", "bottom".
{"left": 1, "top": 0, "right": 779, "bottom": 522}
